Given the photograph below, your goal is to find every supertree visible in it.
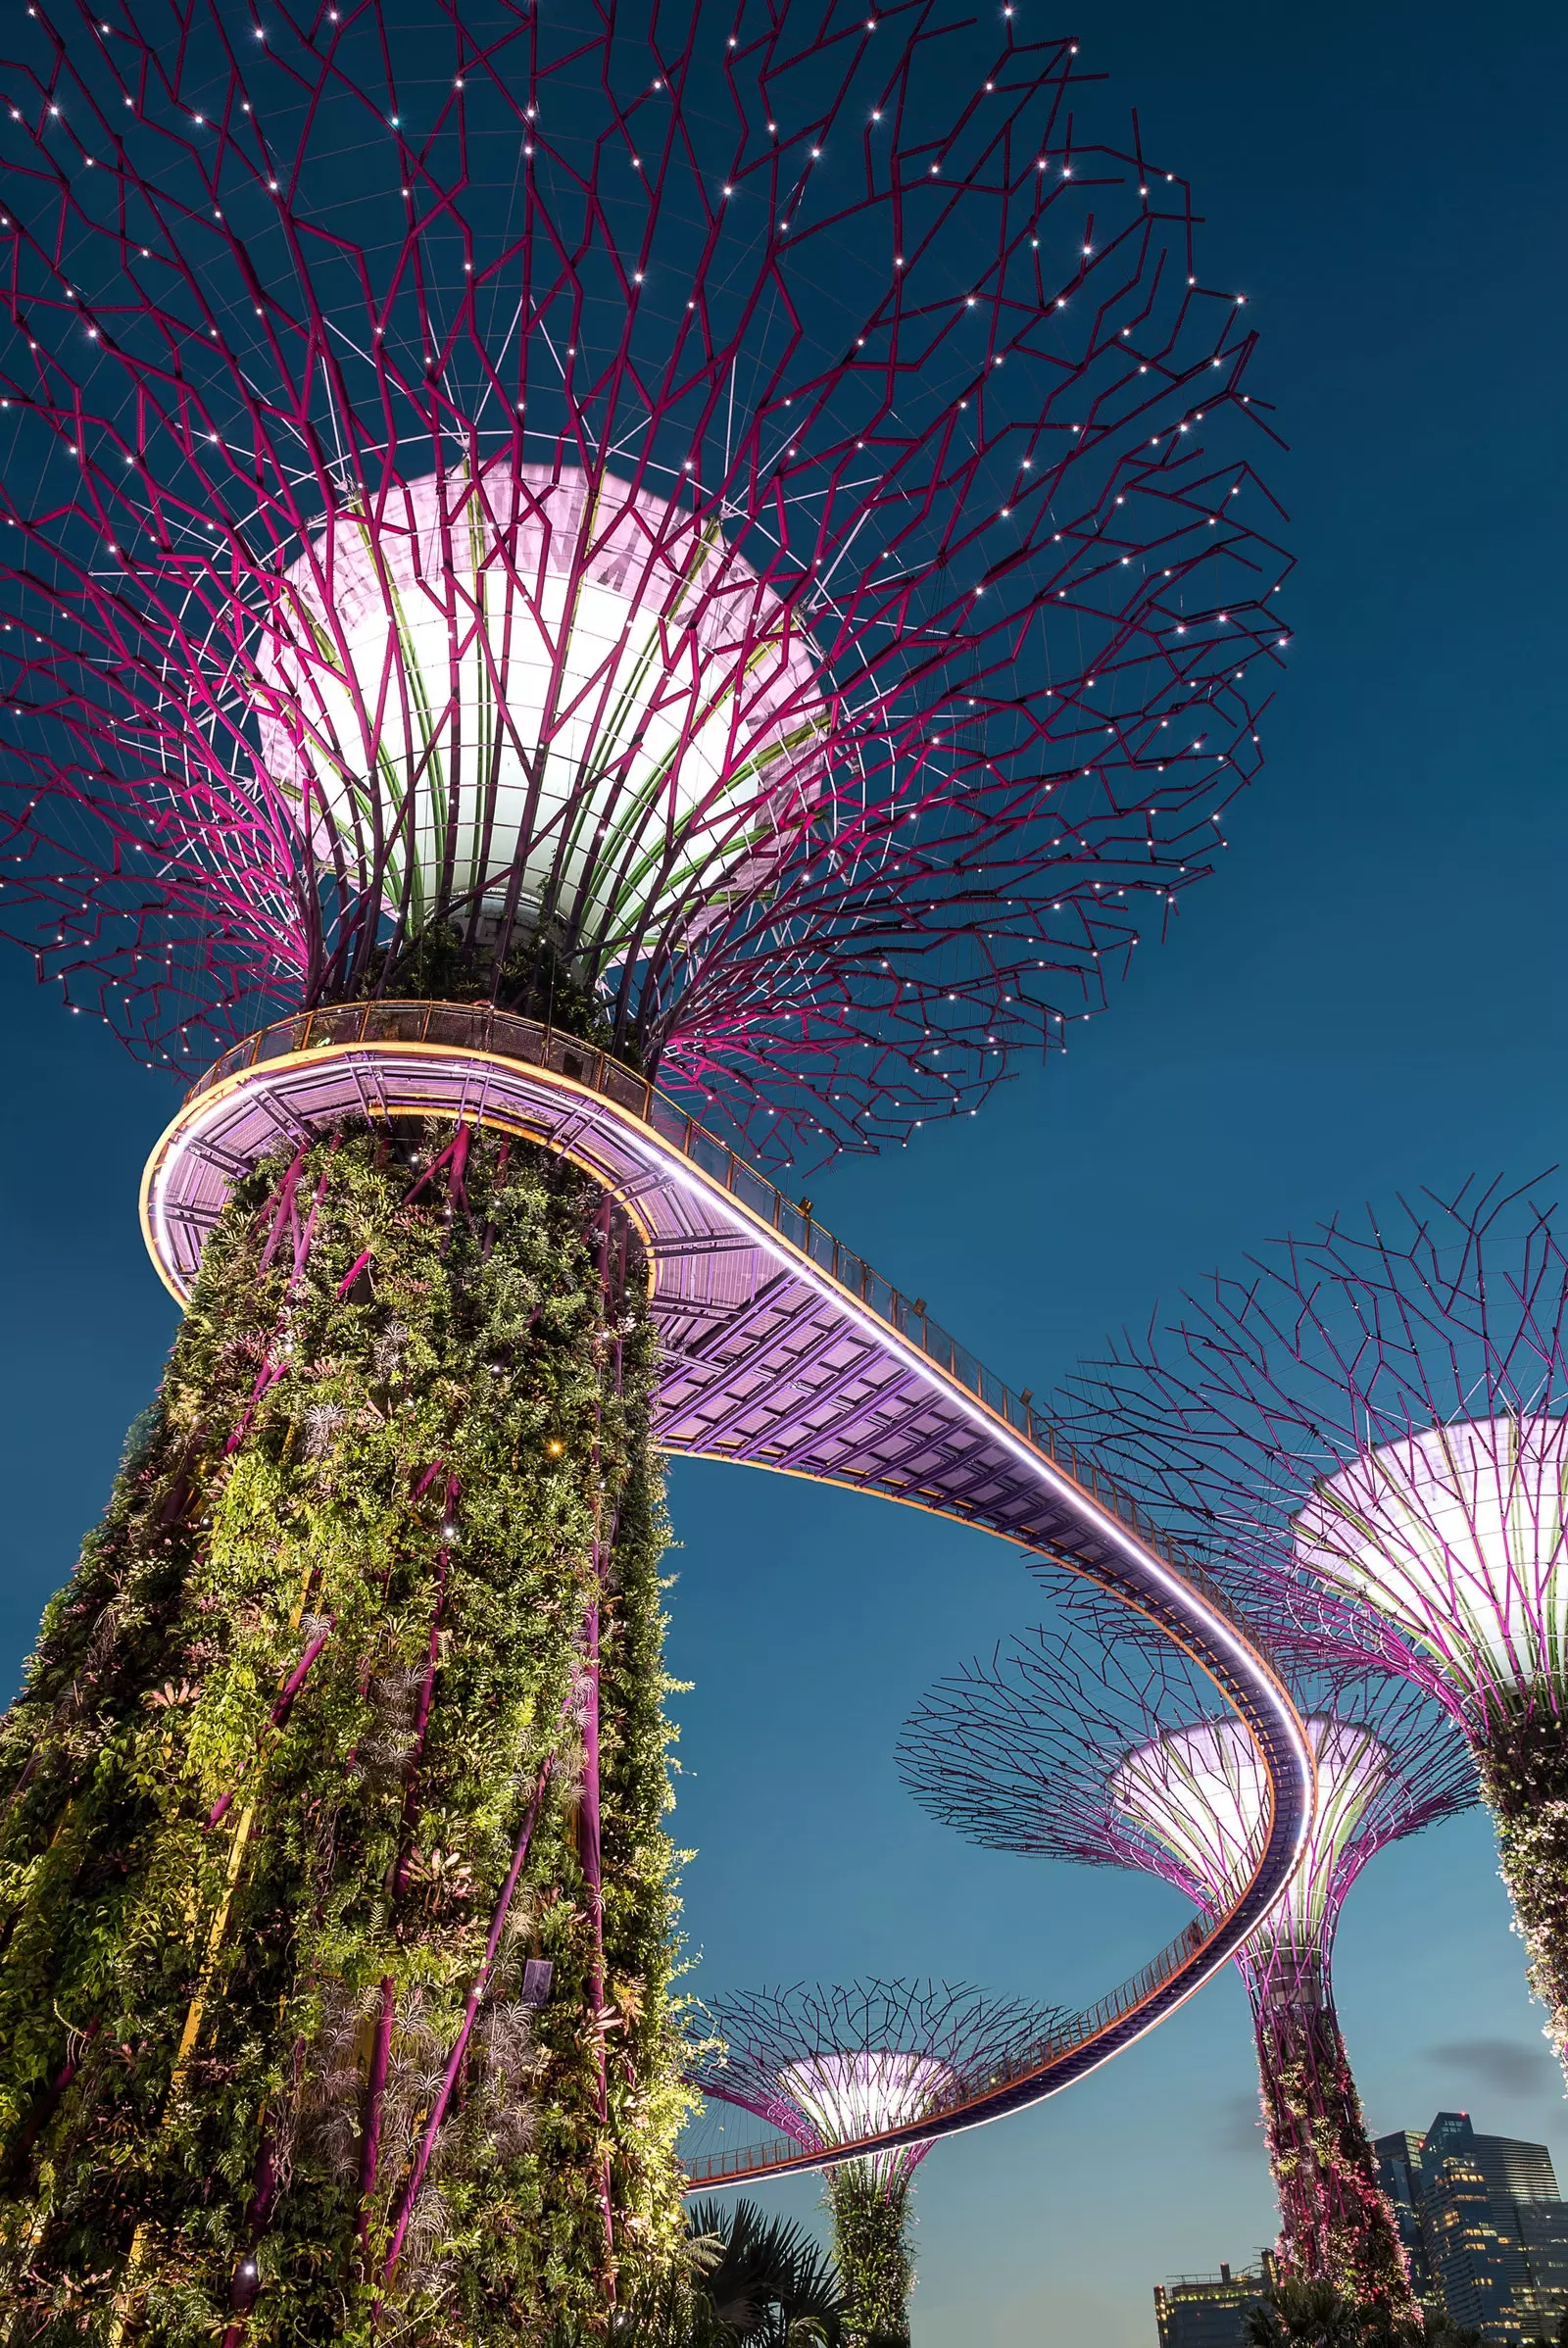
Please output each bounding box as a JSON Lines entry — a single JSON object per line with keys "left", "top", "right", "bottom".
{"left": 1055, "top": 1177, "right": 1568, "bottom": 2102}
{"left": 897, "top": 1605, "right": 1477, "bottom": 2316}
{"left": 687, "top": 1978, "right": 1061, "bottom": 2344}
{"left": 0, "top": 0, "right": 1290, "bottom": 2335}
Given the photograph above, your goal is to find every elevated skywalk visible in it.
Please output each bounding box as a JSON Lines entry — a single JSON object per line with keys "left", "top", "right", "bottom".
{"left": 140, "top": 1000, "right": 1313, "bottom": 2181}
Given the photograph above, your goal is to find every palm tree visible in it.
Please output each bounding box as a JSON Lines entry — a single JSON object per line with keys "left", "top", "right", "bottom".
{"left": 615, "top": 2198, "right": 845, "bottom": 2347}
{"left": 1246, "top": 2280, "right": 1371, "bottom": 2348}
{"left": 1245, "top": 2282, "right": 1482, "bottom": 2348}
{"left": 688, "top": 2198, "right": 845, "bottom": 2346}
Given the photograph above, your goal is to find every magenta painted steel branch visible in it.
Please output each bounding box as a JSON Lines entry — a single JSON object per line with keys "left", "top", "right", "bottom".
{"left": 0, "top": 1, "right": 1292, "bottom": 1173}
{"left": 206, "top": 1614, "right": 336, "bottom": 1833}
{"left": 218, "top": 2133, "right": 278, "bottom": 2347}
{"left": 359, "top": 1470, "right": 456, "bottom": 2255}
{"left": 401, "top": 1125, "right": 473, "bottom": 1230}
{"left": 226, "top": 1144, "right": 338, "bottom": 1454}
{"left": 376, "top": 1742, "right": 561, "bottom": 2304}
{"left": 255, "top": 1146, "right": 309, "bottom": 1279}
{"left": 0, "top": 2019, "right": 101, "bottom": 2192}
{"left": 581, "top": 1196, "right": 621, "bottom": 2275}
{"left": 579, "top": 1631, "right": 607, "bottom": 1986}
{"left": 580, "top": 1593, "right": 612, "bottom": 2263}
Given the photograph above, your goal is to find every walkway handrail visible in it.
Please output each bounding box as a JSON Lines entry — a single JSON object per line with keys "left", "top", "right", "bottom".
{"left": 159, "top": 1000, "right": 1311, "bottom": 2192}
{"left": 184, "top": 1000, "right": 1243, "bottom": 1637}
{"left": 682, "top": 1826, "right": 1269, "bottom": 2187}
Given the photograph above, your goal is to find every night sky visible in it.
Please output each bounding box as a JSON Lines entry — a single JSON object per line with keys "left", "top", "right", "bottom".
{"left": 2, "top": 2, "right": 1566, "bottom": 2343}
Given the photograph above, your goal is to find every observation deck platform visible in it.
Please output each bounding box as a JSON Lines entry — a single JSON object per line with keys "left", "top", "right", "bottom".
{"left": 139, "top": 999, "right": 1311, "bottom": 2183}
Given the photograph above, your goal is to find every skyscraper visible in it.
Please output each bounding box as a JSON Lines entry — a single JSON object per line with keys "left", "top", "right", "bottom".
{"left": 1476, "top": 2137, "right": 1563, "bottom": 2208}
{"left": 1377, "top": 2130, "right": 1438, "bottom": 2305}
{"left": 1374, "top": 2114, "right": 1568, "bottom": 2342}
{"left": 1154, "top": 2259, "right": 1278, "bottom": 2348}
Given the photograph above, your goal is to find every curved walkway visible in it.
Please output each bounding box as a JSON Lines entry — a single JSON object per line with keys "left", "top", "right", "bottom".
{"left": 140, "top": 1001, "right": 1313, "bottom": 2184}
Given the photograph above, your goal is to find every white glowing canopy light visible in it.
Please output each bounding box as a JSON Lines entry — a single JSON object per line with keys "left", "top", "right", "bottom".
{"left": 1111, "top": 1716, "right": 1393, "bottom": 1948}
{"left": 252, "top": 461, "right": 830, "bottom": 947}
{"left": 1111, "top": 1718, "right": 1266, "bottom": 1902}
{"left": 781, "top": 2050, "right": 955, "bottom": 2182}
{"left": 1295, "top": 1416, "right": 1568, "bottom": 1703}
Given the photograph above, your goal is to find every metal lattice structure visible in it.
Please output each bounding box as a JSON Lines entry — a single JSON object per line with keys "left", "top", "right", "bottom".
{"left": 897, "top": 1599, "right": 1475, "bottom": 2309}
{"left": 0, "top": 0, "right": 1288, "bottom": 1168}
{"left": 1061, "top": 1178, "right": 1568, "bottom": 1729}
{"left": 688, "top": 1978, "right": 1064, "bottom": 2184}
{"left": 1056, "top": 1175, "right": 1568, "bottom": 2080}
{"left": 689, "top": 1980, "right": 1058, "bottom": 2343}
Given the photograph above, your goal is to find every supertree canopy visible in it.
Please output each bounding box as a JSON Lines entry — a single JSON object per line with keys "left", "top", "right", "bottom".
{"left": 0, "top": 1, "right": 1292, "bottom": 2336}
{"left": 1060, "top": 1178, "right": 1568, "bottom": 2087}
{"left": 0, "top": 0, "right": 1290, "bottom": 1167}
{"left": 688, "top": 1978, "right": 1060, "bottom": 2344}
{"left": 897, "top": 1605, "right": 1477, "bottom": 2315}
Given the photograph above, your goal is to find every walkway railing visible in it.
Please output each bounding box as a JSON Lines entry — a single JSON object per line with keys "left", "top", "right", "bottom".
{"left": 185, "top": 1001, "right": 1289, "bottom": 2188}
{"left": 188, "top": 999, "right": 1247, "bottom": 1638}
{"left": 682, "top": 1828, "right": 1270, "bottom": 2186}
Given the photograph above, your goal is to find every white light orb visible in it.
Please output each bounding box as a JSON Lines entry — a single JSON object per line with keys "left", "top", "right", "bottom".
{"left": 1112, "top": 1715, "right": 1393, "bottom": 1950}
{"left": 782, "top": 2050, "right": 955, "bottom": 2185}
{"left": 1295, "top": 1416, "right": 1568, "bottom": 1704}
{"left": 252, "top": 461, "right": 830, "bottom": 950}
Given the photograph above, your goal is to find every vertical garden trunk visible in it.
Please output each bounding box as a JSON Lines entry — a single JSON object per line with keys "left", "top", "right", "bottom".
{"left": 1477, "top": 1703, "right": 1568, "bottom": 2086}
{"left": 0, "top": 1119, "right": 689, "bottom": 2344}
{"left": 1247, "top": 1954, "right": 1414, "bottom": 2320}
{"left": 824, "top": 2163, "right": 914, "bottom": 2347}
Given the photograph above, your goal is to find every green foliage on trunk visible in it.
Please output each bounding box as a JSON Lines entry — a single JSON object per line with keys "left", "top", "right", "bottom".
{"left": 0, "top": 1121, "right": 689, "bottom": 2342}
{"left": 1478, "top": 1702, "right": 1568, "bottom": 2079}
{"left": 1251, "top": 1979, "right": 1415, "bottom": 2322}
{"left": 823, "top": 2166, "right": 912, "bottom": 2348}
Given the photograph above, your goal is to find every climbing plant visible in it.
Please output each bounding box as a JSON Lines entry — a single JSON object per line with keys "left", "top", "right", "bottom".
{"left": 1250, "top": 1967, "right": 1414, "bottom": 2324}
{"left": 1477, "top": 1705, "right": 1568, "bottom": 2076}
{"left": 823, "top": 2165, "right": 913, "bottom": 2348}
{"left": 0, "top": 1119, "right": 689, "bottom": 2342}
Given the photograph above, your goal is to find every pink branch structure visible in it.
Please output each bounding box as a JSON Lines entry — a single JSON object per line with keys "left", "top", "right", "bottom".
{"left": 689, "top": 1976, "right": 1060, "bottom": 2185}
{"left": 688, "top": 1977, "right": 1064, "bottom": 2339}
{"left": 1060, "top": 1177, "right": 1568, "bottom": 2079}
{"left": 897, "top": 1601, "right": 1476, "bottom": 2314}
{"left": 0, "top": 0, "right": 1289, "bottom": 1168}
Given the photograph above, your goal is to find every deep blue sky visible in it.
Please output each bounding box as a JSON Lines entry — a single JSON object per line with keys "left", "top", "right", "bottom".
{"left": 2, "top": 2, "right": 1566, "bottom": 2343}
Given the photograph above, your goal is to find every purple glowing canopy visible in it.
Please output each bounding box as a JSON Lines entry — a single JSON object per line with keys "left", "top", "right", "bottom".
{"left": 0, "top": 0, "right": 1289, "bottom": 1166}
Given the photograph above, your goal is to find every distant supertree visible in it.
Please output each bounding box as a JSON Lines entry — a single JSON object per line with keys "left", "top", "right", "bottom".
{"left": 897, "top": 1608, "right": 1477, "bottom": 2315}
{"left": 0, "top": 0, "right": 1290, "bottom": 2332}
{"left": 1060, "top": 1177, "right": 1568, "bottom": 2089}
{"left": 689, "top": 1979, "right": 1061, "bottom": 2345}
